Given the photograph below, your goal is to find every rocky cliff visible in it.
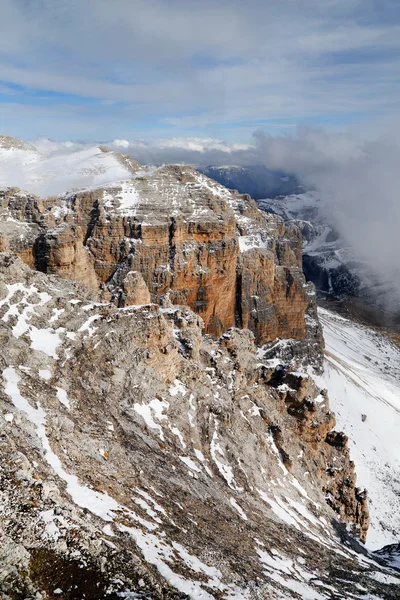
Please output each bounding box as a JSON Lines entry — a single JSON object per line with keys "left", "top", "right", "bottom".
{"left": 1, "top": 254, "right": 398, "bottom": 600}
{"left": 0, "top": 151, "right": 399, "bottom": 599}
{"left": 0, "top": 165, "right": 315, "bottom": 346}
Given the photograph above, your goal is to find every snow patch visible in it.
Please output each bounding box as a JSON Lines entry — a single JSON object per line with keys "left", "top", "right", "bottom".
{"left": 133, "top": 398, "right": 169, "bottom": 441}
{"left": 55, "top": 387, "right": 71, "bottom": 409}
{"left": 3, "top": 367, "right": 119, "bottom": 521}
{"left": 238, "top": 233, "right": 269, "bottom": 253}
{"left": 230, "top": 497, "right": 248, "bottom": 520}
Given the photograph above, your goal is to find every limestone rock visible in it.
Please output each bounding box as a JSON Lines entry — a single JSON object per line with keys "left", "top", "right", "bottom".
{"left": 0, "top": 163, "right": 319, "bottom": 350}
{"left": 0, "top": 256, "right": 393, "bottom": 600}
{"left": 119, "top": 270, "right": 151, "bottom": 306}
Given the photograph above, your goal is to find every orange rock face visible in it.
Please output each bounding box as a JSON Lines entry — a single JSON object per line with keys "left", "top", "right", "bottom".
{"left": 238, "top": 249, "right": 308, "bottom": 342}
{"left": 0, "top": 165, "right": 313, "bottom": 345}
{"left": 41, "top": 223, "right": 99, "bottom": 289}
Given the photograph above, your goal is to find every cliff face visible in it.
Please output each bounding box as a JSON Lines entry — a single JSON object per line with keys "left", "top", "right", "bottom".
{"left": 0, "top": 256, "right": 387, "bottom": 600}
{"left": 1, "top": 152, "right": 399, "bottom": 598}
{"left": 0, "top": 166, "right": 313, "bottom": 346}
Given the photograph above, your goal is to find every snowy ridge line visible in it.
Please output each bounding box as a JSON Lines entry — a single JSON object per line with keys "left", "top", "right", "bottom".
{"left": 0, "top": 142, "right": 137, "bottom": 197}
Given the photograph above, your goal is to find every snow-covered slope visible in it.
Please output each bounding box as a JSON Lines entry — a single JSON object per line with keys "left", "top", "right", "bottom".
{"left": 1, "top": 256, "right": 399, "bottom": 598}
{"left": 313, "top": 308, "right": 400, "bottom": 550}
{"left": 0, "top": 136, "right": 139, "bottom": 196}
{"left": 258, "top": 191, "right": 322, "bottom": 223}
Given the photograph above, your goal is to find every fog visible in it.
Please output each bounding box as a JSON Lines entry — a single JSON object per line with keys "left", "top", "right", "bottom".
{"left": 122, "top": 129, "right": 400, "bottom": 301}
{"left": 252, "top": 128, "right": 400, "bottom": 299}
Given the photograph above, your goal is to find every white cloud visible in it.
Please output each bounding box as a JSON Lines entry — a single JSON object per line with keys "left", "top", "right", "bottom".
{"left": 112, "top": 139, "right": 130, "bottom": 148}
{"left": 1, "top": 0, "right": 400, "bottom": 138}
{"left": 252, "top": 127, "right": 400, "bottom": 301}
{"left": 152, "top": 138, "right": 251, "bottom": 153}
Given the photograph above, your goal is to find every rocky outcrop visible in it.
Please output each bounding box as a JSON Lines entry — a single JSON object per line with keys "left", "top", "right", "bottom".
{"left": 265, "top": 368, "right": 369, "bottom": 541}
{"left": 0, "top": 255, "right": 395, "bottom": 600}
{"left": 117, "top": 270, "right": 151, "bottom": 306}
{"left": 39, "top": 223, "right": 99, "bottom": 289}
{"left": 0, "top": 164, "right": 317, "bottom": 348}
{"left": 0, "top": 187, "right": 44, "bottom": 269}
{"left": 375, "top": 543, "right": 400, "bottom": 570}
{"left": 0, "top": 134, "right": 38, "bottom": 152}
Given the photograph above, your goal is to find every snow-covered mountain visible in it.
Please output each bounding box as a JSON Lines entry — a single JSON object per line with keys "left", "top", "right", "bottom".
{"left": 1, "top": 135, "right": 399, "bottom": 597}
{"left": 0, "top": 135, "right": 140, "bottom": 197}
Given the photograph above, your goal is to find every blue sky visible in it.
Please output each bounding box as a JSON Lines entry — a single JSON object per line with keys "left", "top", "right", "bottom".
{"left": 1, "top": 0, "right": 400, "bottom": 142}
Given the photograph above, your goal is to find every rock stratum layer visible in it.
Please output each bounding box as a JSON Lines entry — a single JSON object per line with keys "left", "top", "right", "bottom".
{"left": 1, "top": 165, "right": 314, "bottom": 345}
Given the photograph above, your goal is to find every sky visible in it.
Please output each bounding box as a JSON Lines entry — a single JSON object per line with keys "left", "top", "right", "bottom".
{"left": 1, "top": 0, "right": 400, "bottom": 141}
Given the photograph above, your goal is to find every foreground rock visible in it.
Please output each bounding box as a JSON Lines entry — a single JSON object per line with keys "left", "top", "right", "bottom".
{"left": 0, "top": 255, "right": 399, "bottom": 599}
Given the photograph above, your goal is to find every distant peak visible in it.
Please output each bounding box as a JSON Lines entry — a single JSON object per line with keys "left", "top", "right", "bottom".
{"left": 0, "top": 134, "right": 37, "bottom": 152}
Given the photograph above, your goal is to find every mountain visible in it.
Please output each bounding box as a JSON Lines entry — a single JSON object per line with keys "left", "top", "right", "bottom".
{"left": 0, "top": 135, "right": 139, "bottom": 197}
{"left": 0, "top": 136, "right": 399, "bottom": 598}
{"left": 257, "top": 192, "right": 400, "bottom": 330}
{"left": 198, "top": 165, "right": 302, "bottom": 200}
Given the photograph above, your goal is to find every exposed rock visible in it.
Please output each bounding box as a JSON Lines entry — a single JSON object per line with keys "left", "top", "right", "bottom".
{"left": 0, "top": 134, "right": 38, "bottom": 152}
{"left": 0, "top": 187, "right": 44, "bottom": 269}
{"left": 40, "top": 222, "right": 99, "bottom": 289}
{"left": 118, "top": 270, "right": 151, "bottom": 306}
{"left": 375, "top": 543, "right": 400, "bottom": 570}
{"left": 0, "top": 255, "right": 396, "bottom": 599}
{"left": 0, "top": 164, "right": 318, "bottom": 350}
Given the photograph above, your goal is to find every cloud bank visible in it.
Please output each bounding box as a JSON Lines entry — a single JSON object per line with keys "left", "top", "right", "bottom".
{"left": 251, "top": 128, "right": 400, "bottom": 298}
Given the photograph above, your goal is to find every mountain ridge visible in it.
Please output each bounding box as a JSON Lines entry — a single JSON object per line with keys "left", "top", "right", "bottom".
{"left": 2, "top": 253, "right": 398, "bottom": 599}
{"left": 0, "top": 135, "right": 399, "bottom": 598}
